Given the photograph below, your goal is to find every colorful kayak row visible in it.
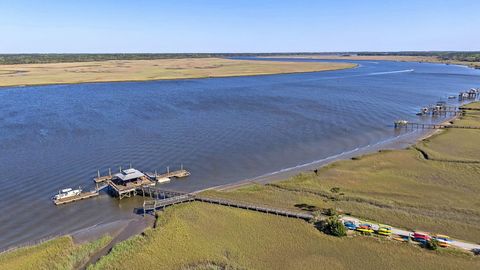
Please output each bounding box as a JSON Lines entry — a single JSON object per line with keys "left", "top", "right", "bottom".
{"left": 343, "top": 220, "right": 452, "bottom": 247}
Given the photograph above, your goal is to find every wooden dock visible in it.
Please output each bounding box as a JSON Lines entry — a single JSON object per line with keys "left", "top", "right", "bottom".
{"left": 394, "top": 121, "right": 480, "bottom": 130}
{"left": 195, "top": 196, "right": 314, "bottom": 220}
{"left": 53, "top": 165, "right": 191, "bottom": 205}
{"left": 94, "top": 167, "right": 173, "bottom": 200}
{"left": 460, "top": 107, "right": 480, "bottom": 111}
{"left": 142, "top": 191, "right": 314, "bottom": 221}
{"left": 107, "top": 176, "right": 155, "bottom": 199}
{"left": 94, "top": 168, "right": 113, "bottom": 183}
{"left": 94, "top": 175, "right": 113, "bottom": 183}
{"left": 416, "top": 104, "right": 463, "bottom": 116}
{"left": 418, "top": 110, "right": 463, "bottom": 116}
{"left": 53, "top": 191, "right": 99, "bottom": 205}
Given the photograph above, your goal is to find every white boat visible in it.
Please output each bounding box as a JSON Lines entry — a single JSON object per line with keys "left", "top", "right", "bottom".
{"left": 156, "top": 177, "right": 171, "bottom": 184}
{"left": 52, "top": 188, "right": 82, "bottom": 201}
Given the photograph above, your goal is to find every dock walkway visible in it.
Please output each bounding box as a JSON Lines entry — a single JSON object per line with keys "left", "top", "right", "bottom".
{"left": 195, "top": 196, "right": 314, "bottom": 220}
{"left": 460, "top": 107, "right": 480, "bottom": 111}
{"left": 142, "top": 191, "right": 313, "bottom": 221}
{"left": 394, "top": 122, "right": 480, "bottom": 130}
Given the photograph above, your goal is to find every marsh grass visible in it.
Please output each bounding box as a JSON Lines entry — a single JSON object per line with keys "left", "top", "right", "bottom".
{"left": 0, "top": 235, "right": 111, "bottom": 270}
{"left": 90, "top": 203, "right": 478, "bottom": 270}
{"left": 0, "top": 58, "right": 356, "bottom": 87}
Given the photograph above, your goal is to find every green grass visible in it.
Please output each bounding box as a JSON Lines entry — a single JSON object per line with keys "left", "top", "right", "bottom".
{"left": 0, "top": 235, "right": 111, "bottom": 270}
{"left": 90, "top": 203, "right": 478, "bottom": 270}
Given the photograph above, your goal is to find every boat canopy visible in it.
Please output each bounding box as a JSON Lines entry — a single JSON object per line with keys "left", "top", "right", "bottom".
{"left": 114, "top": 168, "right": 145, "bottom": 181}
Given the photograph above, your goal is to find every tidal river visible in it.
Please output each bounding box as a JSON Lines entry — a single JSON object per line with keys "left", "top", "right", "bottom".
{"left": 1, "top": 58, "right": 480, "bottom": 250}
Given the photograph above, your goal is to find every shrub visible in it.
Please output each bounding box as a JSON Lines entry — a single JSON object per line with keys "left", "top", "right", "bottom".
{"left": 425, "top": 239, "right": 439, "bottom": 250}
{"left": 317, "top": 216, "right": 347, "bottom": 237}
{"left": 330, "top": 187, "right": 340, "bottom": 193}
{"left": 323, "top": 208, "right": 338, "bottom": 216}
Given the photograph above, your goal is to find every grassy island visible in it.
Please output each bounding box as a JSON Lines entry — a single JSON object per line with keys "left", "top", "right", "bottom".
{"left": 0, "top": 58, "right": 356, "bottom": 87}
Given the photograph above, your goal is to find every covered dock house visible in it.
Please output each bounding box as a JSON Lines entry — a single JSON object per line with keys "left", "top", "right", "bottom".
{"left": 95, "top": 168, "right": 155, "bottom": 199}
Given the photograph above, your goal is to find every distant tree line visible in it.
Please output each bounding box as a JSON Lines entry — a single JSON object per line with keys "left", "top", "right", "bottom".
{"left": 0, "top": 53, "right": 322, "bottom": 65}
{"left": 1, "top": 51, "right": 479, "bottom": 65}
{"left": 357, "top": 51, "right": 480, "bottom": 62}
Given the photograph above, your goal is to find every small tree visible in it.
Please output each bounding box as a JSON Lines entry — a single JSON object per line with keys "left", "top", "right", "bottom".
{"left": 318, "top": 216, "right": 347, "bottom": 237}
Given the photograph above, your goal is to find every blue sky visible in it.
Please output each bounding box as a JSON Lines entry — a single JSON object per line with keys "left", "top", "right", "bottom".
{"left": 0, "top": 0, "right": 478, "bottom": 53}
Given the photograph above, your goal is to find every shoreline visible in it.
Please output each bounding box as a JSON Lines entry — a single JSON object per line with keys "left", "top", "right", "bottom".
{"left": 202, "top": 127, "right": 443, "bottom": 192}
{"left": 201, "top": 112, "right": 460, "bottom": 193}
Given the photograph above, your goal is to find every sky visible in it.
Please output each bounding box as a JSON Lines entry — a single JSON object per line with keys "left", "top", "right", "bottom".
{"left": 0, "top": 0, "right": 479, "bottom": 53}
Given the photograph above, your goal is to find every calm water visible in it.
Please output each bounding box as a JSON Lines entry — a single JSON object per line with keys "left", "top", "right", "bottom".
{"left": 1, "top": 59, "right": 480, "bottom": 250}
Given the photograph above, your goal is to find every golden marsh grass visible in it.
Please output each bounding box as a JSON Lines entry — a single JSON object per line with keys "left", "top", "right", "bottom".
{"left": 0, "top": 58, "right": 356, "bottom": 87}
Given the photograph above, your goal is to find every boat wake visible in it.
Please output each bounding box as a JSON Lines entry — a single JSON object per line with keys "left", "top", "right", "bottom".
{"left": 367, "top": 69, "right": 414, "bottom": 76}
{"left": 285, "top": 68, "right": 415, "bottom": 83}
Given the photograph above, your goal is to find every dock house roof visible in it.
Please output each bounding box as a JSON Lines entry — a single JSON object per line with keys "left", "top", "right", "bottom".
{"left": 114, "top": 168, "right": 145, "bottom": 181}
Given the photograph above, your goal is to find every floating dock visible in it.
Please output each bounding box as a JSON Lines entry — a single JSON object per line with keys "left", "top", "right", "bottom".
{"left": 156, "top": 169, "right": 190, "bottom": 179}
{"left": 146, "top": 166, "right": 191, "bottom": 181}
{"left": 53, "top": 191, "right": 99, "bottom": 205}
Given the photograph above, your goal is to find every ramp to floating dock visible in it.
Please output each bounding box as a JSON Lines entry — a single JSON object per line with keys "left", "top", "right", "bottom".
{"left": 143, "top": 194, "right": 195, "bottom": 213}
{"left": 141, "top": 187, "right": 188, "bottom": 199}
